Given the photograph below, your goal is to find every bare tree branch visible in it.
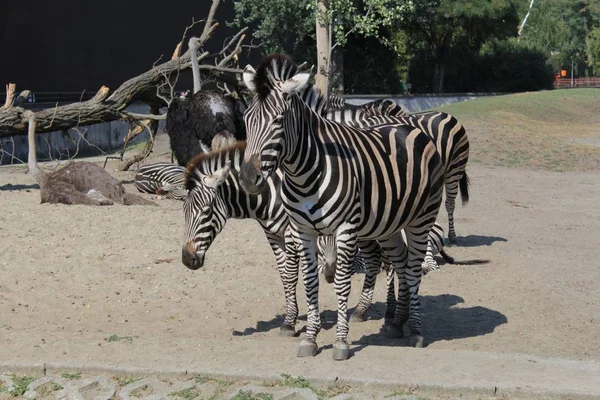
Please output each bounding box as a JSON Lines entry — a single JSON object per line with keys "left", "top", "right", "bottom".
{"left": 2, "top": 83, "right": 16, "bottom": 109}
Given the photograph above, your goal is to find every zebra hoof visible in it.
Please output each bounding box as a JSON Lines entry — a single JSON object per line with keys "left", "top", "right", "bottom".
{"left": 349, "top": 311, "right": 367, "bottom": 322}
{"left": 448, "top": 236, "right": 458, "bottom": 246}
{"left": 408, "top": 333, "right": 424, "bottom": 348}
{"left": 297, "top": 340, "right": 318, "bottom": 357}
{"left": 332, "top": 341, "right": 350, "bottom": 361}
{"left": 279, "top": 324, "right": 295, "bottom": 337}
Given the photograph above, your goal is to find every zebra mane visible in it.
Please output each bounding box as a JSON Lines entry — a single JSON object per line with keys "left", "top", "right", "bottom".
{"left": 252, "top": 53, "right": 338, "bottom": 116}
{"left": 184, "top": 141, "right": 247, "bottom": 190}
{"left": 254, "top": 54, "right": 299, "bottom": 101}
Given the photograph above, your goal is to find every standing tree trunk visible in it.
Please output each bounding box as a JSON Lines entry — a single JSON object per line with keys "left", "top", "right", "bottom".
{"left": 315, "top": 0, "right": 330, "bottom": 99}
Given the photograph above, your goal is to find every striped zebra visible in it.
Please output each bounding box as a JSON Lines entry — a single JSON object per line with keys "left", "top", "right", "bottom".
{"left": 135, "top": 162, "right": 187, "bottom": 200}
{"left": 335, "top": 110, "right": 469, "bottom": 243}
{"left": 180, "top": 141, "right": 444, "bottom": 337}
{"left": 239, "top": 54, "right": 444, "bottom": 360}
{"left": 181, "top": 142, "right": 303, "bottom": 336}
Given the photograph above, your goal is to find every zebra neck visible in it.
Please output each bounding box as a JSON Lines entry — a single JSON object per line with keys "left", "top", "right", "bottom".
{"left": 194, "top": 143, "right": 246, "bottom": 176}
{"left": 281, "top": 96, "right": 326, "bottom": 184}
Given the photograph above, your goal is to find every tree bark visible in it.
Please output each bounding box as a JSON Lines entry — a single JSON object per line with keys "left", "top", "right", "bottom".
{"left": 315, "top": 0, "right": 330, "bottom": 99}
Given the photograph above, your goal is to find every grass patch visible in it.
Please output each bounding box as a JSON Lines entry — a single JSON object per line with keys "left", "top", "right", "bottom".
{"left": 170, "top": 387, "right": 200, "bottom": 400}
{"left": 194, "top": 375, "right": 233, "bottom": 387}
{"left": 280, "top": 374, "right": 312, "bottom": 389}
{"left": 436, "top": 89, "right": 600, "bottom": 172}
{"left": 61, "top": 372, "right": 81, "bottom": 380}
{"left": 8, "top": 375, "right": 35, "bottom": 397}
{"left": 115, "top": 376, "right": 139, "bottom": 387}
{"left": 105, "top": 334, "right": 135, "bottom": 343}
{"left": 31, "top": 381, "right": 63, "bottom": 397}
{"left": 230, "top": 390, "right": 274, "bottom": 400}
{"left": 277, "top": 374, "right": 350, "bottom": 399}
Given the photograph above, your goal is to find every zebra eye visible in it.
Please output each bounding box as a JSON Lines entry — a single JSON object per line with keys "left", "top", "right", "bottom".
{"left": 201, "top": 206, "right": 211, "bottom": 215}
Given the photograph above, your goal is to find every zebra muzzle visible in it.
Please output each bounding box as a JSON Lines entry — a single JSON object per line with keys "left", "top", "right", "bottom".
{"left": 240, "top": 154, "right": 266, "bottom": 194}
{"left": 182, "top": 242, "right": 205, "bottom": 270}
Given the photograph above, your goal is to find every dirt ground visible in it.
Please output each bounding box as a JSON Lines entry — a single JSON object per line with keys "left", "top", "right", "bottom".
{"left": 1, "top": 133, "right": 599, "bottom": 376}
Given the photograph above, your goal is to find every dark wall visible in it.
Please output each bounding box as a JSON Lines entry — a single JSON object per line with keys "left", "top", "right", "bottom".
{"left": 0, "top": 0, "right": 260, "bottom": 94}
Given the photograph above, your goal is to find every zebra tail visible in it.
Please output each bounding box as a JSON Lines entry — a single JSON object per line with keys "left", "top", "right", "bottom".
{"left": 459, "top": 171, "right": 470, "bottom": 205}
{"left": 441, "top": 250, "right": 490, "bottom": 266}
{"left": 439, "top": 249, "right": 455, "bottom": 264}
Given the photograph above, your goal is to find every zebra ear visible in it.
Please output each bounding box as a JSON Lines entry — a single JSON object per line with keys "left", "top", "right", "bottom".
{"left": 281, "top": 72, "right": 311, "bottom": 94}
{"left": 202, "top": 161, "right": 232, "bottom": 189}
{"left": 242, "top": 65, "right": 257, "bottom": 92}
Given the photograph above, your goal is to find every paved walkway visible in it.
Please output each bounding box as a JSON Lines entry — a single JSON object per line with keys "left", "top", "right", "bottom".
{"left": 1, "top": 337, "right": 599, "bottom": 399}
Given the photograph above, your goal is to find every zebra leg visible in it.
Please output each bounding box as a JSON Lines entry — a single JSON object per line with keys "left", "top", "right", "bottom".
{"left": 264, "top": 231, "right": 297, "bottom": 336}
{"left": 379, "top": 234, "right": 408, "bottom": 338}
{"left": 402, "top": 227, "right": 430, "bottom": 348}
{"left": 350, "top": 240, "right": 381, "bottom": 322}
{"left": 332, "top": 226, "right": 358, "bottom": 361}
{"left": 445, "top": 179, "right": 459, "bottom": 244}
{"left": 384, "top": 256, "right": 396, "bottom": 323}
{"left": 294, "top": 230, "right": 321, "bottom": 358}
{"left": 282, "top": 228, "right": 299, "bottom": 335}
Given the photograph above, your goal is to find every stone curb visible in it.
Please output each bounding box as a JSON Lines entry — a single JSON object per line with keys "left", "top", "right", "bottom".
{"left": 1, "top": 361, "right": 598, "bottom": 400}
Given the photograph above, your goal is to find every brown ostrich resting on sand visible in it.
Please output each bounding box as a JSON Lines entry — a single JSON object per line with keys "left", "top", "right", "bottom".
{"left": 25, "top": 111, "right": 156, "bottom": 206}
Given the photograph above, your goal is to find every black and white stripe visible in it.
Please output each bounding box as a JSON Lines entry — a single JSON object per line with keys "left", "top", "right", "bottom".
{"left": 239, "top": 54, "right": 444, "bottom": 359}
{"left": 340, "top": 111, "right": 470, "bottom": 243}
{"left": 135, "top": 162, "right": 187, "bottom": 200}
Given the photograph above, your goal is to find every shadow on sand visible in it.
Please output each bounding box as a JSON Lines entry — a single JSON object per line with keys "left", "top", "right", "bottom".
{"left": 0, "top": 183, "right": 40, "bottom": 191}
{"left": 232, "top": 294, "right": 507, "bottom": 357}
{"left": 451, "top": 235, "right": 508, "bottom": 247}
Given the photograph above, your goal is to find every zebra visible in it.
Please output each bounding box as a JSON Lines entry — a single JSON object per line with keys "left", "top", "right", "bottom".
{"left": 331, "top": 110, "right": 469, "bottom": 243}
{"left": 135, "top": 162, "right": 187, "bottom": 200}
{"left": 239, "top": 54, "right": 444, "bottom": 360}
{"left": 181, "top": 142, "right": 301, "bottom": 336}
{"left": 180, "top": 140, "right": 445, "bottom": 337}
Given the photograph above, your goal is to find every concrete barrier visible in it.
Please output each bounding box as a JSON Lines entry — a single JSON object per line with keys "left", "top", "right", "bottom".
{"left": 343, "top": 93, "right": 505, "bottom": 113}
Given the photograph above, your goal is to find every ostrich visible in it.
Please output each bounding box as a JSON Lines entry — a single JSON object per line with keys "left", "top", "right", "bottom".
{"left": 166, "top": 37, "right": 246, "bottom": 167}
{"left": 25, "top": 112, "right": 156, "bottom": 206}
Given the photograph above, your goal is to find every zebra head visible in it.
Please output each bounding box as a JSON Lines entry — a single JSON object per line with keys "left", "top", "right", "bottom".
{"left": 181, "top": 159, "right": 232, "bottom": 270}
{"left": 239, "top": 54, "right": 312, "bottom": 194}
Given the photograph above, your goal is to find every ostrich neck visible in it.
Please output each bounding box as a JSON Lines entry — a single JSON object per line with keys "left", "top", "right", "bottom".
{"left": 189, "top": 40, "right": 201, "bottom": 94}
{"left": 26, "top": 111, "right": 45, "bottom": 183}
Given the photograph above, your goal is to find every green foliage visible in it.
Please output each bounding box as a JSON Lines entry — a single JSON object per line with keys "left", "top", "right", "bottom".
{"left": 230, "top": 390, "right": 274, "bottom": 400}
{"left": 521, "top": 0, "right": 600, "bottom": 75}
{"left": 9, "top": 375, "right": 35, "bottom": 397}
{"left": 476, "top": 38, "right": 555, "bottom": 92}
{"left": 280, "top": 374, "right": 312, "bottom": 389}
{"left": 232, "top": 0, "right": 316, "bottom": 62}
{"left": 169, "top": 387, "right": 200, "bottom": 400}
{"left": 105, "top": 334, "right": 134, "bottom": 343}
{"left": 61, "top": 372, "right": 81, "bottom": 380}
{"left": 397, "top": 0, "right": 521, "bottom": 92}
{"left": 588, "top": 27, "right": 600, "bottom": 72}
{"left": 343, "top": 35, "right": 406, "bottom": 94}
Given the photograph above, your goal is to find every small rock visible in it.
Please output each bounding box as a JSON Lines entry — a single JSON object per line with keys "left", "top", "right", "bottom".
{"left": 275, "top": 388, "right": 319, "bottom": 400}
{"left": 118, "top": 377, "right": 170, "bottom": 400}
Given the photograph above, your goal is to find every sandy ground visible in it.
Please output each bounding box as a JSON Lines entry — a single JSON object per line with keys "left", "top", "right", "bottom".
{"left": 0, "top": 134, "right": 599, "bottom": 388}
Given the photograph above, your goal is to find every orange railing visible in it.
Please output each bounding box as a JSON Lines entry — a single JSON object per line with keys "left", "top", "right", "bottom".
{"left": 554, "top": 77, "right": 600, "bottom": 89}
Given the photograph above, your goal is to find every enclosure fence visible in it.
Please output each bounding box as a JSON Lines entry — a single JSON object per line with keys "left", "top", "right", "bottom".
{"left": 554, "top": 77, "right": 600, "bottom": 89}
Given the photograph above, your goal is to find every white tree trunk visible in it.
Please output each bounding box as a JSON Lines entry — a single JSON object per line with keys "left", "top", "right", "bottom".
{"left": 315, "top": 0, "right": 330, "bottom": 99}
